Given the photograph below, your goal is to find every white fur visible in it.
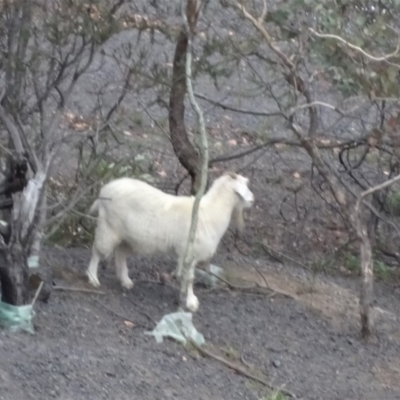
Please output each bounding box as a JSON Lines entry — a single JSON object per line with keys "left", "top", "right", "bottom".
{"left": 86, "top": 172, "right": 254, "bottom": 312}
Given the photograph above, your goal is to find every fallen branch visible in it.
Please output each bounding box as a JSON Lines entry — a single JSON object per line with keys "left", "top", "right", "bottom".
{"left": 127, "top": 298, "right": 158, "bottom": 325}
{"left": 31, "top": 281, "right": 44, "bottom": 307}
{"left": 262, "top": 243, "right": 309, "bottom": 270}
{"left": 92, "top": 298, "right": 152, "bottom": 329}
{"left": 205, "top": 269, "right": 297, "bottom": 300}
{"left": 53, "top": 286, "right": 106, "bottom": 295}
{"left": 189, "top": 340, "right": 296, "bottom": 398}
{"left": 205, "top": 268, "right": 254, "bottom": 290}
{"left": 249, "top": 262, "right": 271, "bottom": 289}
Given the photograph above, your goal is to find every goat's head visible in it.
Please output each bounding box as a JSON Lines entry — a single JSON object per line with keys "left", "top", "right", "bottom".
{"left": 223, "top": 171, "right": 254, "bottom": 232}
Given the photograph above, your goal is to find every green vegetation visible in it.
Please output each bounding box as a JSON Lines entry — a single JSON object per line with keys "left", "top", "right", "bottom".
{"left": 259, "top": 391, "right": 287, "bottom": 400}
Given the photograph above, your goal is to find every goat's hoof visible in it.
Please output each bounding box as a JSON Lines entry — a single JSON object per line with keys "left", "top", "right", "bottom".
{"left": 121, "top": 279, "right": 134, "bottom": 289}
{"left": 86, "top": 273, "right": 101, "bottom": 288}
{"left": 186, "top": 294, "right": 199, "bottom": 313}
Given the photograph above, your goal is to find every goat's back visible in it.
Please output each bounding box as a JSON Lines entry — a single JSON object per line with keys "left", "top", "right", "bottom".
{"left": 94, "top": 178, "right": 194, "bottom": 254}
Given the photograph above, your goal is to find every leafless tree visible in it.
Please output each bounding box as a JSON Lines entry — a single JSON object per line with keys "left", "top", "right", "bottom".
{"left": 0, "top": 0, "right": 127, "bottom": 305}
{"left": 214, "top": 0, "right": 400, "bottom": 337}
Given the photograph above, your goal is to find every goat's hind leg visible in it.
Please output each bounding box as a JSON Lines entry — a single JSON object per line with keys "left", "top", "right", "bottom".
{"left": 114, "top": 244, "right": 134, "bottom": 289}
{"left": 86, "top": 247, "right": 102, "bottom": 287}
{"left": 86, "top": 221, "right": 119, "bottom": 287}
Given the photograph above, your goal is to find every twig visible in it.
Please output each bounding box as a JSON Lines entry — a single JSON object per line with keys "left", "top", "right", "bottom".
{"left": 0, "top": 104, "right": 25, "bottom": 154}
{"left": 53, "top": 286, "right": 106, "bottom": 295}
{"left": 31, "top": 281, "right": 44, "bottom": 307}
{"left": 262, "top": 243, "right": 309, "bottom": 270}
{"left": 127, "top": 299, "right": 157, "bottom": 325}
{"left": 196, "top": 92, "right": 346, "bottom": 118}
{"left": 137, "top": 98, "right": 171, "bottom": 140}
{"left": 288, "top": 101, "right": 344, "bottom": 117}
{"left": 92, "top": 298, "right": 152, "bottom": 329}
{"left": 189, "top": 340, "right": 296, "bottom": 398}
{"left": 210, "top": 137, "right": 355, "bottom": 166}
{"left": 259, "top": 0, "right": 267, "bottom": 24}
{"left": 357, "top": 174, "right": 400, "bottom": 204}
{"left": 195, "top": 92, "right": 282, "bottom": 117}
{"left": 240, "top": 354, "right": 252, "bottom": 369}
{"left": 175, "top": 173, "right": 189, "bottom": 195}
{"left": 249, "top": 262, "right": 270, "bottom": 289}
{"left": 233, "top": 1, "right": 294, "bottom": 70}
{"left": 309, "top": 28, "right": 400, "bottom": 65}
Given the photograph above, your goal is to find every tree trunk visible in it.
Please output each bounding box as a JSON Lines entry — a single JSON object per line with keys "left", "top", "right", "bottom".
{"left": 0, "top": 160, "right": 47, "bottom": 306}
{"left": 27, "top": 185, "right": 52, "bottom": 302}
{"left": 367, "top": 195, "right": 379, "bottom": 248}
{"left": 169, "top": 1, "right": 203, "bottom": 195}
{"left": 0, "top": 156, "right": 30, "bottom": 304}
{"left": 178, "top": 0, "right": 209, "bottom": 312}
{"left": 0, "top": 238, "right": 29, "bottom": 305}
{"left": 29, "top": 185, "right": 47, "bottom": 264}
{"left": 293, "top": 127, "right": 375, "bottom": 337}
{"left": 358, "top": 220, "right": 374, "bottom": 338}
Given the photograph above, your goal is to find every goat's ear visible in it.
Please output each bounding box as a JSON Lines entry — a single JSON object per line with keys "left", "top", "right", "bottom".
{"left": 224, "top": 171, "right": 238, "bottom": 179}
{"left": 233, "top": 179, "right": 254, "bottom": 203}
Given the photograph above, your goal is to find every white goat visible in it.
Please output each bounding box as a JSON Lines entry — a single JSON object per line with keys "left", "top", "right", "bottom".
{"left": 86, "top": 171, "right": 254, "bottom": 312}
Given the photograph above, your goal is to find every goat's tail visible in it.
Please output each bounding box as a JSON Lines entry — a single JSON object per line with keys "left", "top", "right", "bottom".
{"left": 88, "top": 199, "right": 100, "bottom": 216}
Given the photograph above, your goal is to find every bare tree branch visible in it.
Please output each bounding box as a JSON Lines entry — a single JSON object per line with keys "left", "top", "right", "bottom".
{"left": 309, "top": 28, "right": 400, "bottom": 66}
{"left": 180, "top": 0, "right": 210, "bottom": 311}
{"left": 195, "top": 92, "right": 283, "bottom": 117}
{"left": 231, "top": 0, "right": 318, "bottom": 136}
{"left": 0, "top": 104, "right": 24, "bottom": 154}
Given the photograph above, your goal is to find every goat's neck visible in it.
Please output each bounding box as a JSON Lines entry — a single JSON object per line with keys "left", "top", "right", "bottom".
{"left": 201, "top": 189, "right": 236, "bottom": 235}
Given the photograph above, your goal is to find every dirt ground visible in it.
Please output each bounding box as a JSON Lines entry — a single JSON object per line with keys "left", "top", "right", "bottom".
{"left": 1, "top": 247, "right": 400, "bottom": 400}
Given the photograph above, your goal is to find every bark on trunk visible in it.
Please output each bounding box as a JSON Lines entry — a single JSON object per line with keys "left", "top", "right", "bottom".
{"left": 367, "top": 195, "right": 379, "bottom": 248}
{"left": 358, "top": 220, "right": 374, "bottom": 338}
{"left": 28, "top": 185, "right": 52, "bottom": 302}
{"left": 169, "top": 1, "right": 203, "bottom": 195}
{"left": 354, "top": 188, "right": 381, "bottom": 338}
{"left": 29, "top": 185, "right": 47, "bottom": 263}
{"left": 0, "top": 159, "right": 48, "bottom": 306}
{"left": 0, "top": 239, "right": 29, "bottom": 305}
{"left": 0, "top": 156, "right": 30, "bottom": 304}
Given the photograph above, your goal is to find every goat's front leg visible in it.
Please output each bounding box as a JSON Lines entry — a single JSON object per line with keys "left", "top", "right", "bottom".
{"left": 179, "top": 260, "right": 199, "bottom": 312}
{"left": 114, "top": 245, "right": 134, "bottom": 289}
{"left": 86, "top": 248, "right": 101, "bottom": 287}
{"left": 174, "top": 256, "right": 184, "bottom": 280}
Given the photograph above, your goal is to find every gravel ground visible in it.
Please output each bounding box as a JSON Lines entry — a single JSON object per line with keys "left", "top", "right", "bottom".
{"left": 1, "top": 247, "right": 400, "bottom": 400}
